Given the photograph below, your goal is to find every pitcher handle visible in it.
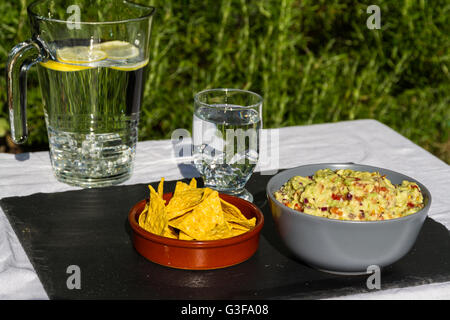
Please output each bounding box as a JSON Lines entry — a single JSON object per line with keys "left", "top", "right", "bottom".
{"left": 6, "top": 39, "right": 44, "bottom": 144}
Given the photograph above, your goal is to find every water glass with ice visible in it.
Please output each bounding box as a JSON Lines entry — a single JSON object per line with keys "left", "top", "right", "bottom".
{"left": 193, "top": 89, "right": 263, "bottom": 202}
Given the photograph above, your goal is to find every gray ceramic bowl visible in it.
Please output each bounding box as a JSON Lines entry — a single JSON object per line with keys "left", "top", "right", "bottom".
{"left": 266, "top": 163, "right": 431, "bottom": 275}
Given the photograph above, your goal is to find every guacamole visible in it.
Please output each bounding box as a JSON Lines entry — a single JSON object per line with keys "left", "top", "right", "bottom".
{"left": 274, "top": 169, "right": 424, "bottom": 221}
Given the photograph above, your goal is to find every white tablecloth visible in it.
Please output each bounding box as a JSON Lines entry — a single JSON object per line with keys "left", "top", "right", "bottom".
{"left": 0, "top": 119, "right": 449, "bottom": 299}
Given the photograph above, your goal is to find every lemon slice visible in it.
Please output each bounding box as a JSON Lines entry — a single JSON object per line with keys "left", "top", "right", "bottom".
{"left": 40, "top": 60, "right": 92, "bottom": 72}
{"left": 110, "top": 59, "right": 149, "bottom": 71}
{"left": 56, "top": 46, "right": 107, "bottom": 64}
{"left": 95, "top": 40, "right": 140, "bottom": 60}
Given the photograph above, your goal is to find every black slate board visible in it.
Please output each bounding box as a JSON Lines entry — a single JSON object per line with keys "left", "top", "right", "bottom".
{"left": 1, "top": 172, "right": 449, "bottom": 300}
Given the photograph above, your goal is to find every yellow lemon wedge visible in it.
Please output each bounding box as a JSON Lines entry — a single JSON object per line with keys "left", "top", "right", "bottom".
{"left": 41, "top": 41, "right": 145, "bottom": 72}
{"left": 94, "top": 40, "right": 140, "bottom": 60}
{"left": 39, "top": 60, "right": 92, "bottom": 72}
{"left": 56, "top": 46, "right": 107, "bottom": 64}
{"left": 110, "top": 59, "right": 149, "bottom": 71}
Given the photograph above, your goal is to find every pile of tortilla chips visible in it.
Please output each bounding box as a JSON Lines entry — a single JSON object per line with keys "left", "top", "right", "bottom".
{"left": 138, "top": 178, "right": 257, "bottom": 241}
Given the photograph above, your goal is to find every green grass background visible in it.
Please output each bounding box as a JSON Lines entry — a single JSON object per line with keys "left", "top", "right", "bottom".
{"left": 1, "top": 0, "right": 449, "bottom": 163}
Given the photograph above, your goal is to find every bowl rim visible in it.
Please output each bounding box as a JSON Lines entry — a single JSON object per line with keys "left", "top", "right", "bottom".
{"left": 266, "top": 162, "right": 432, "bottom": 224}
{"left": 128, "top": 192, "right": 264, "bottom": 248}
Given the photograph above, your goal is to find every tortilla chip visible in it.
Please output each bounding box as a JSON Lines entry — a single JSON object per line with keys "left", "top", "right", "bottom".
{"left": 228, "top": 221, "right": 250, "bottom": 231}
{"left": 204, "top": 220, "right": 233, "bottom": 240}
{"left": 157, "top": 177, "right": 165, "bottom": 198}
{"left": 168, "top": 189, "right": 228, "bottom": 240}
{"left": 229, "top": 228, "right": 248, "bottom": 237}
{"left": 178, "top": 230, "right": 194, "bottom": 240}
{"left": 173, "top": 181, "right": 190, "bottom": 195}
{"left": 138, "top": 178, "right": 255, "bottom": 241}
{"left": 189, "top": 178, "right": 197, "bottom": 188}
{"left": 138, "top": 203, "right": 149, "bottom": 228}
{"left": 141, "top": 185, "right": 168, "bottom": 236}
{"left": 166, "top": 188, "right": 205, "bottom": 220}
{"left": 162, "top": 225, "right": 178, "bottom": 239}
{"left": 220, "top": 199, "right": 256, "bottom": 229}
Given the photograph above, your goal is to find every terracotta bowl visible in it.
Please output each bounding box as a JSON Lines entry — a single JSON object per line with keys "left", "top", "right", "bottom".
{"left": 128, "top": 192, "right": 264, "bottom": 270}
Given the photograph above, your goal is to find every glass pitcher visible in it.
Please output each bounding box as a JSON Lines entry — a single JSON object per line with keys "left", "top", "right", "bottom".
{"left": 7, "top": 0, "right": 155, "bottom": 188}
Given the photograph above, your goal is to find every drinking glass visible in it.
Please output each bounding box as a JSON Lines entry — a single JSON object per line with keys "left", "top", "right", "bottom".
{"left": 193, "top": 89, "right": 263, "bottom": 202}
{"left": 7, "top": 0, "right": 155, "bottom": 187}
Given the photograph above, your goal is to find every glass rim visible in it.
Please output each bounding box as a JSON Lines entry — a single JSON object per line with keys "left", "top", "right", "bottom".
{"left": 28, "top": 0, "right": 155, "bottom": 25}
{"left": 194, "top": 88, "right": 263, "bottom": 110}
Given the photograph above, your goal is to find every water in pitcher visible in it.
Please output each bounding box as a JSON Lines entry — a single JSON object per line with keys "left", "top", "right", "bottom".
{"left": 36, "top": 40, "right": 148, "bottom": 187}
